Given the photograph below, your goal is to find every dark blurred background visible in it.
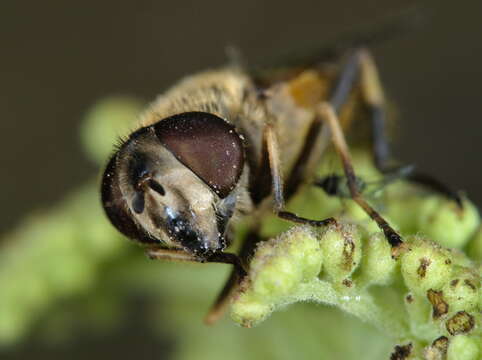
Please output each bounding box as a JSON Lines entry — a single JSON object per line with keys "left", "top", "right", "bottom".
{"left": 1, "top": 0, "right": 481, "bottom": 358}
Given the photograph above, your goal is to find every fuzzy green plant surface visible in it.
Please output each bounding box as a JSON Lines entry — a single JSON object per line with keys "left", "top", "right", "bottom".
{"left": 0, "top": 97, "right": 480, "bottom": 360}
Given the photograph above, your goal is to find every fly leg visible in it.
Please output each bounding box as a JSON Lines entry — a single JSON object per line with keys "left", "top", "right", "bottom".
{"left": 147, "top": 246, "right": 247, "bottom": 324}
{"left": 146, "top": 246, "right": 246, "bottom": 277}
{"left": 355, "top": 50, "right": 462, "bottom": 206}
{"left": 318, "top": 103, "right": 404, "bottom": 257}
{"left": 204, "top": 120, "right": 329, "bottom": 326}
{"left": 264, "top": 122, "right": 337, "bottom": 227}
{"left": 204, "top": 118, "right": 335, "bottom": 325}
{"left": 204, "top": 228, "right": 263, "bottom": 325}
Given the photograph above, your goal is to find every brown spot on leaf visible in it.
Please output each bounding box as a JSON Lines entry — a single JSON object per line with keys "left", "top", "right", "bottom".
{"left": 446, "top": 311, "right": 475, "bottom": 335}
{"left": 342, "top": 279, "right": 352, "bottom": 287}
{"left": 417, "top": 257, "right": 431, "bottom": 278}
{"left": 432, "top": 336, "right": 449, "bottom": 353}
{"left": 427, "top": 289, "right": 449, "bottom": 319}
{"left": 450, "top": 279, "right": 459, "bottom": 288}
{"left": 405, "top": 294, "right": 414, "bottom": 304}
{"left": 424, "top": 336, "right": 449, "bottom": 360}
{"left": 463, "top": 279, "right": 476, "bottom": 291}
{"left": 341, "top": 232, "right": 355, "bottom": 271}
{"left": 444, "top": 259, "right": 451, "bottom": 265}
{"left": 390, "top": 343, "right": 412, "bottom": 360}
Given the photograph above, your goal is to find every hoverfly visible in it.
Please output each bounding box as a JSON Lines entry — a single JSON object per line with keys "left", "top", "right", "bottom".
{"left": 101, "top": 40, "right": 460, "bottom": 324}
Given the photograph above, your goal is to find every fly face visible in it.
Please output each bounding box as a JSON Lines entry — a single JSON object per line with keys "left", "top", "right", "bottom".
{"left": 101, "top": 112, "right": 245, "bottom": 256}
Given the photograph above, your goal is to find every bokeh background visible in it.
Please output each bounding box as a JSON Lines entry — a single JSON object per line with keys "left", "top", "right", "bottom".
{"left": 1, "top": 0, "right": 481, "bottom": 358}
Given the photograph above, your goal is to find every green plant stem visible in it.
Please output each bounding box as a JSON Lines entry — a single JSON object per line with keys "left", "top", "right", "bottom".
{"left": 288, "top": 280, "right": 410, "bottom": 339}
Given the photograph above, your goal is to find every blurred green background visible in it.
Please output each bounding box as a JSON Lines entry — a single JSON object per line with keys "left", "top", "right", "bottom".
{"left": 1, "top": 0, "right": 481, "bottom": 359}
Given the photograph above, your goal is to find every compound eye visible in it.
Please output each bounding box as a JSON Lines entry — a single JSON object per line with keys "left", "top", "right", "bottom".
{"left": 153, "top": 112, "right": 244, "bottom": 198}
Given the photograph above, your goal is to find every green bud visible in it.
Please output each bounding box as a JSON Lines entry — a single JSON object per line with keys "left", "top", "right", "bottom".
{"left": 467, "top": 226, "right": 482, "bottom": 261}
{"left": 231, "top": 226, "right": 322, "bottom": 327}
{"left": 386, "top": 192, "right": 424, "bottom": 234}
{"left": 80, "top": 96, "right": 144, "bottom": 166}
{"left": 404, "top": 292, "right": 440, "bottom": 342}
{"left": 357, "top": 232, "right": 397, "bottom": 287}
{"left": 416, "top": 197, "right": 479, "bottom": 249}
{"left": 250, "top": 226, "right": 322, "bottom": 301}
{"left": 281, "top": 226, "right": 323, "bottom": 281}
{"left": 252, "top": 254, "right": 302, "bottom": 300}
{"left": 230, "top": 293, "right": 272, "bottom": 328}
{"left": 442, "top": 269, "right": 480, "bottom": 314}
{"left": 449, "top": 248, "right": 476, "bottom": 268}
{"left": 401, "top": 237, "right": 453, "bottom": 297}
{"left": 319, "top": 224, "right": 362, "bottom": 285}
{"left": 447, "top": 335, "right": 480, "bottom": 360}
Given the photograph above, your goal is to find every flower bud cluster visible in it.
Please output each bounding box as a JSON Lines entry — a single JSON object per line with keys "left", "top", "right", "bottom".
{"left": 231, "top": 226, "right": 323, "bottom": 327}
{"left": 231, "top": 193, "right": 481, "bottom": 358}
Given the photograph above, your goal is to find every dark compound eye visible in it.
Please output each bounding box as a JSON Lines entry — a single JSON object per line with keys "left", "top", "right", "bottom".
{"left": 153, "top": 112, "right": 244, "bottom": 198}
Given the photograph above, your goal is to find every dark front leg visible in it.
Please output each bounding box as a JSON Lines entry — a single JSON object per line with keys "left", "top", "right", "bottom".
{"left": 318, "top": 103, "right": 404, "bottom": 256}
{"left": 146, "top": 246, "right": 246, "bottom": 277}
{"left": 204, "top": 229, "right": 262, "bottom": 325}
{"left": 146, "top": 246, "right": 248, "bottom": 325}
{"left": 263, "top": 121, "right": 338, "bottom": 228}
{"left": 345, "top": 50, "right": 462, "bottom": 206}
